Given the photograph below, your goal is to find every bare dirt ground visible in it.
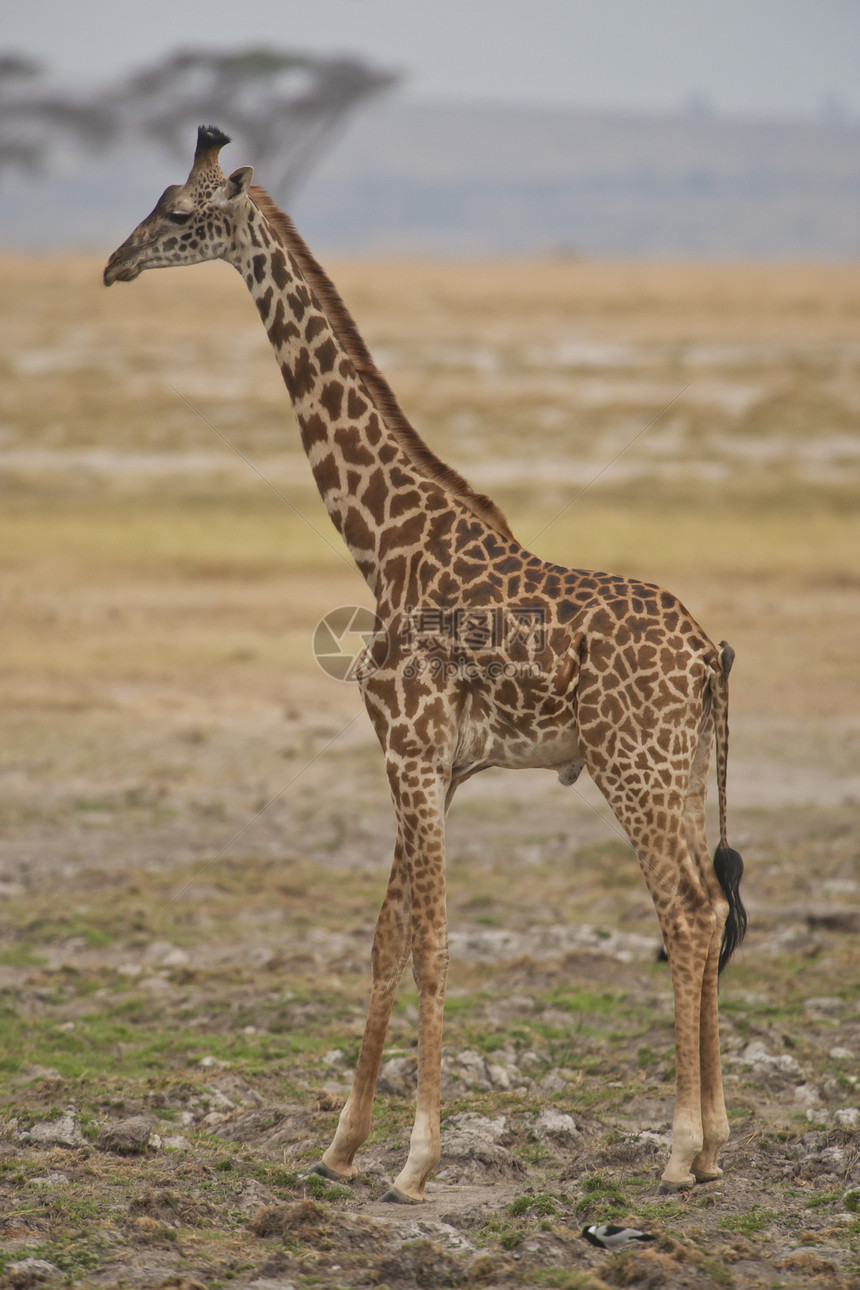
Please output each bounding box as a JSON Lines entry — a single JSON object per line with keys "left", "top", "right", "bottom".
{"left": 0, "top": 256, "right": 859, "bottom": 1289}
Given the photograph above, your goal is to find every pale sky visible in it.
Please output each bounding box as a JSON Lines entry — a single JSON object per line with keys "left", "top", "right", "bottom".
{"left": 5, "top": 0, "right": 860, "bottom": 119}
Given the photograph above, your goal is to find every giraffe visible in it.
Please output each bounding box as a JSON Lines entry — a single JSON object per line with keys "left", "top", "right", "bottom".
{"left": 104, "top": 126, "right": 746, "bottom": 1201}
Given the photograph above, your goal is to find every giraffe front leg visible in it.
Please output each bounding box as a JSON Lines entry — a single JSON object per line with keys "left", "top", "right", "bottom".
{"left": 383, "top": 922, "right": 448, "bottom": 1203}
{"left": 312, "top": 864, "right": 411, "bottom": 1182}
{"left": 381, "top": 772, "right": 450, "bottom": 1204}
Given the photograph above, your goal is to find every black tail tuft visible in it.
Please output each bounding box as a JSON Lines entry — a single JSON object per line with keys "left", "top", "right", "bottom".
{"left": 714, "top": 845, "right": 747, "bottom": 973}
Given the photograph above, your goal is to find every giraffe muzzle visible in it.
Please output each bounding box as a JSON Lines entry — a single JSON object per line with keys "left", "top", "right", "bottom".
{"left": 103, "top": 252, "right": 143, "bottom": 286}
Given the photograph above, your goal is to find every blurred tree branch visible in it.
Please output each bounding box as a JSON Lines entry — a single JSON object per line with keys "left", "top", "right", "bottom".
{"left": 0, "top": 45, "right": 400, "bottom": 198}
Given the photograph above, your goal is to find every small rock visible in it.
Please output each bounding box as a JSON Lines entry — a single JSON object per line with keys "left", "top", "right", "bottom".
{"left": 247, "top": 945, "right": 277, "bottom": 969}
{"left": 247, "top": 1280, "right": 298, "bottom": 1290}
{"left": 206, "top": 1089, "right": 236, "bottom": 1112}
{"left": 534, "top": 1108, "right": 580, "bottom": 1145}
{"left": 805, "top": 906, "right": 860, "bottom": 933}
{"left": 22, "top": 1066, "right": 62, "bottom": 1083}
{"left": 320, "top": 1080, "right": 350, "bottom": 1099}
{"left": 4, "top": 1258, "right": 61, "bottom": 1287}
{"left": 143, "top": 939, "right": 172, "bottom": 959}
{"left": 737, "top": 991, "right": 769, "bottom": 1007}
{"left": 96, "top": 1116, "right": 151, "bottom": 1155}
{"left": 19, "top": 1112, "right": 84, "bottom": 1149}
{"left": 834, "top": 1108, "right": 860, "bottom": 1129}
{"left": 486, "top": 1063, "right": 512, "bottom": 1090}
{"left": 322, "top": 1048, "right": 344, "bottom": 1067}
{"left": 161, "top": 1134, "right": 190, "bottom": 1151}
{"left": 213, "top": 1075, "right": 265, "bottom": 1108}
{"left": 634, "top": 1129, "right": 673, "bottom": 1152}
{"left": 30, "top": 1172, "right": 69, "bottom": 1187}
{"left": 537, "top": 1073, "right": 568, "bottom": 1096}
{"left": 443, "top": 1048, "right": 493, "bottom": 1091}
{"left": 821, "top": 879, "right": 860, "bottom": 897}
{"left": 794, "top": 1083, "right": 821, "bottom": 1107}
{"left": 199, "top": 1111, "right": 228, "bottom": 1130}
{"left": 830, "top": 1047, "right": 855, "bottom": 1060}
{"left": 392, "top": 1217, "right": 475, "bottom": 1255}
{"left": 161, "top": 947, "right": 191, "bottom": 968}
{"left": 235, "top": 1179, "right": 279, "bottom": 1215}
{"left": 445, "top": 1113, "right": 509, "bottom": 1140}
{"left": 375, "top": 1238, "right": 464, "bottom": 1288}
{"left": 493, "top": 994, "right": 537, "bottom": 1018}
{"left": 141, "top": 975, "right": 172, "bottom": 993}
{"left": 804, "top": 997, "right": 845, "bottom": 1017}
{"left": 437, "top": 1113, "right": 524, "bottom": 1184}
{"left": 735, "top": 1041, "right": 804, "bottom": 1079}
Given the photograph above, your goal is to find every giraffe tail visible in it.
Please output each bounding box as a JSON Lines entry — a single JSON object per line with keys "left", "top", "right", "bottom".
{"left": 712, "top": 641, "right": 747, "bottom": 974}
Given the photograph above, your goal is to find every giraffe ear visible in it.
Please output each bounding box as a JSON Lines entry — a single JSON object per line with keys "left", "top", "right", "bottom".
{"left": 226, "top": 166, "right": 254, "bottom": 200}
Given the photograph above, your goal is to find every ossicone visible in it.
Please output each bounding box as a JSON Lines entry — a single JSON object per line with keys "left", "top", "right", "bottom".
{"left": 194, "top": 124, "right": 231, "bottom": 162}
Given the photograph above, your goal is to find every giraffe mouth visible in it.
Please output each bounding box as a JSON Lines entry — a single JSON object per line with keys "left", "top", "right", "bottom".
{"left": 103, "top": 257, "right": 143, "bottom": 286}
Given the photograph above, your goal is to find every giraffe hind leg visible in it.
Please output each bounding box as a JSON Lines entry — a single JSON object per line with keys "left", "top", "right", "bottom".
{"left": 586, "top": 760, "right": 716, "bottom": 1191}
{"left": 684, "top": 712, "right": 730, "bottom": 1182}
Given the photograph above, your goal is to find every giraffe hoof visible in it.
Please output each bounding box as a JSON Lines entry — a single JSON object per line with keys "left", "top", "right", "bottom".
{"left": 693, "top": 1167, "right": 723, "bottom": 1184}
{"left": 658, "top": 1174, "right": 695, "bottom": 1194}
{"left": 307, "top": 1162, "right": 354, "bottom": 1185}
{"left": 381, "top": 1185, "right": 425, "bottom": 1205}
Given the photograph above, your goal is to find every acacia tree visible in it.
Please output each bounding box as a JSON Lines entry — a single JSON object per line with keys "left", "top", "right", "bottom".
{"left": 0, "top": 55, "right": 109, "bottom": 173}
{"left": 98, "top": 47, "right": 399, "bottom": 199}
{"left": 0, "top": 46, "right": 399, "bottom": 199}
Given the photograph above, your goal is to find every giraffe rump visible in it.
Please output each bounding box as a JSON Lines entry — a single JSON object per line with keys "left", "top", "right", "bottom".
{"left": 248, "top": 185, "right": 515, "bottom": 542}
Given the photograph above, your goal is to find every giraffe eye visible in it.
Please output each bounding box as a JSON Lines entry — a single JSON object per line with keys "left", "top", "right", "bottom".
{"left": 167, "top": 209, "right": 192, "bottom": 226}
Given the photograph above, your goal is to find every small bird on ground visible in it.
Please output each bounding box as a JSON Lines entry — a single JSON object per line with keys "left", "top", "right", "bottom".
{"left": 581, "top": 1223, "right": 656, "bottom": 1251}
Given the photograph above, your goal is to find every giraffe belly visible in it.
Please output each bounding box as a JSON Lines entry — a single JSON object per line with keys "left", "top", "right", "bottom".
{"left": 495, "top": 729, "right": 585, "bottom": 776}
{"left": 453, "top": 717, "right": 583, "bottom": 781}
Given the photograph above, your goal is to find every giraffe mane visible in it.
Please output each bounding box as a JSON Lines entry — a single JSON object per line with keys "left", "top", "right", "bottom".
{"left": 249, "top": 185, "right": 515, "bottom": 542}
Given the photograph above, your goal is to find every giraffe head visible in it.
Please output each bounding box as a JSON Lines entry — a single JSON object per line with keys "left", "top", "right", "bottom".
{"left": 104, "top": 126, "right": 253, "bottom": 285}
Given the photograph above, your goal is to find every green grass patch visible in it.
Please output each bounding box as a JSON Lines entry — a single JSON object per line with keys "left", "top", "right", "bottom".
{"left": 575, "top": 1173, "right": 630, "bottom": 1222}
{"left": 508, "top": 1192, "right": 564, "bottom": 1219}
{"left": 718, "top": 1207, "right": 779, "bottom": 1236}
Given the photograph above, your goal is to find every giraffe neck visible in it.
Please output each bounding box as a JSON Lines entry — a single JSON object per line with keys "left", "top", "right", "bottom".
{"left": 225, "top": 187, "right": 512, "bottom": 597}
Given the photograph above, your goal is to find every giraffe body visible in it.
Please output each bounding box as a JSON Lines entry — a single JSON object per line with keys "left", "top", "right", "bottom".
{"left": 104, "top": 127, "right": 746, "bottom": 1199}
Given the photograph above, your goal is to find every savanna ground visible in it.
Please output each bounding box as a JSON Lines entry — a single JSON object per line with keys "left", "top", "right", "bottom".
{"left": 0, "top": 254, "right": 859, "bottom": 1290}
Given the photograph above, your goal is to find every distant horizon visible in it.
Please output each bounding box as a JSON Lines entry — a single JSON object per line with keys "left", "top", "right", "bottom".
{"left": 3, "top": 96, "right": 858, "bottom": 259}
{"left": 8, "top": 71, "right": 859, "bottom": 131}
{"left": 5, "top": 0, "right": 860, "bottom": 122}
